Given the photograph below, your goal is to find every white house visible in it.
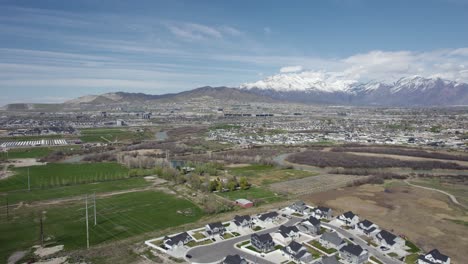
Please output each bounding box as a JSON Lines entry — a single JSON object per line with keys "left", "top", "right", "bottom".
{"left": 205, "top": 222, "right": 226, "bottom": 237}
{"left": 374, "top": 230, "right": 405, "bottom": 250}
{"left": 417, "top": 249, "right": 450, "bottom": 264}
{"left": 311, "top": 206, "right": 333, "bottom": 220}
{"left": 232, "top": 215, "right": 252, "bottom": 229}
{"left": 297, "top": 216, "right": 321, "bottom": 235}
{"left": 163, "top": 232, "right": 193, "bottom": 250}
{"left": 355, "top": 219, "right": 380, "bottom": 236}
{"left": 319, "top": 231, "right": 346, "bottom": 249}
{"left": 282, "top": 241, "right": 313, "bottom": 264}
{"left": 337, "top": 211, "right": 359, "bottom": 227}
{"left": 272, "top": 225, "right": 300, "bottom": 245}
{"left": 339, "top": 244, "right": 369, "bottom": 264}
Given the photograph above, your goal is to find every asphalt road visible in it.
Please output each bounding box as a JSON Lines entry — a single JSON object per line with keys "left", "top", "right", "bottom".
{"left": 186, "top": 217, "right": 301, "bottom": 264}
{"left": 322, "top": 223, "right": 403, "bottom": 264}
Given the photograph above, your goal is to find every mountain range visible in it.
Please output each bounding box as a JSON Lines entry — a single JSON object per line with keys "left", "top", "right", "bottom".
{"left": 3, "top": 74, "right": 468, "bottom": 111}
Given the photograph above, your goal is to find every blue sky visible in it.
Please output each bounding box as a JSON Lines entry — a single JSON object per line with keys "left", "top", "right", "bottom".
{"left": 1, "top": 0, "right": 468, "bottom": 105}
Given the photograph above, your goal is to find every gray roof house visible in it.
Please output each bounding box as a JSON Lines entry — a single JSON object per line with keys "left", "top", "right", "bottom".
{"left": 355, "top": 219, "right": 379, "bottom": 236}
{"left": 257, "top": 211, "right": 279, "bottom": 223}
{"left": 319, "top": 231, "right": 345, "bottom": 249}
{"left": 418, "top": 249, "right": 450, "bottom": 264}
{"left": 289, "top": 201, "right": 309, "bottom": 214}
{"left": 311, "top": 206, "right": 333, "bottom": 219}
{"left": 297, "top": 216, "right": 321, "bottom": 235}
{"left": 339, "top": 244, "right": 369, "bottom": 264}
{"left": 223, "top": 254, "right": 248, "bottom": 264}
{"left": 282, "top": 241, "right": 313, "bottom": 264}
{"left": 337, "top": 211, "right": 360, "bottom": 227}
{"left": 233, "top": 215, "right": 252, "bottom": 228}
{"left": 375, "top": 230, "right": 405, "bottom": 250}
{"left": 205, "top": 222, "right": 226, "bottom": 236}
{"left": 163, "top": 232, "right": 193, "bottom": 249}
{"left": 251, "top": 233, "right": 275, "bottom": 253}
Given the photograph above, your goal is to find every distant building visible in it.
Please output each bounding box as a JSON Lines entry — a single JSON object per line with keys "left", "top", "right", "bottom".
{"left": 251, "top": 233, "right": 275, "bottom": 252}
{"left": 235, "top": 198, "right": 254, "bottom": 208}
{"left": 205, "top": 222, "right": 225, "bottom": 237}
{"left": 339, "top": 244, "right": 369, "bottom": 264}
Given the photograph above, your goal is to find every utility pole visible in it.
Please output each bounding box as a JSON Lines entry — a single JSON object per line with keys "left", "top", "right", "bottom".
{"left": 28, "top": 168, "right": 30, "bottom": 191}
{"left": 85, "top": 195, "right": 89, "bottom": 249}
{"left": 93, "top": 193, "right": 96, "bottom": 226}
{"left": 40, "top": 215, "right": 44, "bottom": 247}
{"left": 6, "top": 196, "right": 9, "bottom": 221}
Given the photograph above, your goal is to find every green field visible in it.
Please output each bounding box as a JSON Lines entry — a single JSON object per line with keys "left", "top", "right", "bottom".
{"left": 79, "top": 128, "right": 153, "bottom": 143}
{"left": 3, "top": 177, "right": 150, "bottom": 204}
{"left": 0, "top": 191, "right": 204, "bottom": 263}
{"left": 217, "top": 186, "right": 282, "bottom": 203}
{"left": 0, "top": 163, "right": 129, "bottom": 192}
{"left": 229, "top": 164, "right": 317, "bottom": 185}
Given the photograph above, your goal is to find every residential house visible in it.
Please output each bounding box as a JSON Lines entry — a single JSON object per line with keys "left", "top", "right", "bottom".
{"left": 311, "top": 206, "right": 333, "bottom": 220}
{"left": 257, "top": 211, "right": 279, "bottom": 224}
{"left": 205, "top": 222, "right": 226, "bottom": 237}
{"left": 355, "top": 219, "right": 379, "bottom": 236}
{"left": 339, "top": 244, "right": 369, "bottom": 264}
{"left": 233, "top": 215, "right": 253, "bottom": 229}
{"left": 251, "top": 233, "right": 275, "bottom": 253}
{"left": 289, "top": 201, "right": 309, "bottom": 214}
{"left": 319, "top": 231, "right": 345, "bottom": 249}
{"left": 318, "top": 255, "right": 341, "bottom": 264}
{"left": 272, "top": 225, "right": 300, "bottom": 245}
{"left": 418, "top": 249, "right": 450, "bottom": 264}
{"left": 282, "top": 240, "right": 313, "bottom": 264}
{"left": 337, "top": 211, "right": 359, "bottom": 227}
{"left": 297, "top": 216, "right": 321, "bottom": 235}
{"left": 223, "top": 254, "right": 248, "bottom": 264}
{"left": 374, "top": 230, "right": 405, "bottom": 250}
{"left": 163, "top": 232, "right": 193, "bottom": 250}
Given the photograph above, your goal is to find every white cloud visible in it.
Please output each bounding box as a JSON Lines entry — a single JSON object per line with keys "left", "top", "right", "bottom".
{"left": 280, "top": 65, "right": 303, "bottom": 73}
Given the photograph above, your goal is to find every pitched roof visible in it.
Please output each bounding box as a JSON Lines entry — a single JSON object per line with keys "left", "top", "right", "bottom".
{"left": 288, "top": 240, "right": 303, "bottom": 252}
{"left": 258, "top": 211, "right": 278, "bottom": 221}
{"left": 320, "top": 231, "right": 344, "bottom": 246}
{"left": 224, "top": 254, "right": 244, "bottom": 264}
{"left": 304, "top": 216, "right": 321, "bottom": 226}
{"left": 377, "top": 230, "right": 397, "bottom": 245}
{"left": 234, "top": 215, "right": 251, "bottom": 223}
{"left": 422, "top": 249, "right": 449, "bottom": 262}
{"left": 342, "top": 211, "right": 356, "bottom": 219}
{"left": 320, "top": 255, "right": 341, "bottom": 264}
{"left": 252, "top": 233, "right": 273, "bottom": 243}
{"left": 340, "top": 244, "right": 365, "bottom": 256}
{"left": 358, "top": 219, "right": 374, "bottom": 228}
{"left": 317, "top": 206, "right": 331, "bottom": 212}
{"left": 207, "top": 222, "right": 225, "bottom": 230}
{"left": 165, "top": 232, "right": 191, "bottom": 246}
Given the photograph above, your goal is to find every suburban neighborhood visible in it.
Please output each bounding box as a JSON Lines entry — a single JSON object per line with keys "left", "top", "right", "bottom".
{"left": 145, "top": 201, "right": 451, "bottom": 264}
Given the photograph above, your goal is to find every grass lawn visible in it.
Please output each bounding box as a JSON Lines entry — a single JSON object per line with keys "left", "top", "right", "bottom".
{"left": 223, "top": 233, "right": 234, "bottom": 239}
{"left": 79, "top": 128, "right": 153, "bottom": 143}
{"left": 217, "top": 186, "right": 282, "bottom": 203}
{"left": 405, "top": 240, "right": 420, "bottom": 253}
{"left": 309, "top": 240, "right": 337, "bottom": 254}
{"left": 186, "top": 239, "right": 213, "bottom": 247}
{"left": 246, "top": 245, "right": 261, "bottom": 253}
{"left": 0, "top": 190, "right": 204, "bottom": 263}
{"left": 3, "top": 177, "right": 150, "bottom": 204}
{"left": 192, "top": 232, "right": 206, "bottom": 240}
{"left": 303, "top": 244, "right": 323, "bottom": 259}
{"left": 228, "top": 164, "right": 318, "bottom": 185}
{"left": 236, "top": 241, "right": 250, "bottom": 248}
{"left": 0, "top": 163, "right": 129, "bottom": 192}
{"left": 388, "top": 252, "right": 399, "bottom": 258}
{"left": 405, "top": 253, "right": 420, "bottom": 264}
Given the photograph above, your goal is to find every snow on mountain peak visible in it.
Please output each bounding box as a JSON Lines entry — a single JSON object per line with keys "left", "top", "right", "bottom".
{"left": 240, "top": 71, "right": 358, "bottom": 93}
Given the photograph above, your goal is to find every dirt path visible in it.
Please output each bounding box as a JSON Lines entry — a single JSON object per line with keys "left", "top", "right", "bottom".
{"left": 18, "top": 185, "right": 162, "bottom": 208}
{"left": 405, "top": 180, "right": 467, "bottom": 209}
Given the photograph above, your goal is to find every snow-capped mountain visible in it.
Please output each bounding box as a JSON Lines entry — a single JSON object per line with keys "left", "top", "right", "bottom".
{"left": 241, "top": 72, "right": 468, "bottom": 106}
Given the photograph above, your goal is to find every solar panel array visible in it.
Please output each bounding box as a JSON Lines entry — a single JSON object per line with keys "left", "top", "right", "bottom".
{"left": 0, "top": 139, "right": 69, "bottom": 148}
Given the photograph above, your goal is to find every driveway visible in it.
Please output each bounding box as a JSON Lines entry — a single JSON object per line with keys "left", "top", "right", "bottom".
{"left": 186, "top": 217, "right": 301, "bottom": 264}
{"left": 322, "top": 223, "right": 403, "bottom": 264}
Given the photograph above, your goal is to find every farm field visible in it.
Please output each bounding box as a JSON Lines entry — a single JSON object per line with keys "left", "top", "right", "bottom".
{"left": 0, "top": 163, "right": 129, "bottom": 192}
{"left": 216, "top": 186, "right": 283, "bottom": 204}
{"left": 301, "top": 183, "right": 468, "bottom": 263}
{"left": 2, "top": 177, "right": 151, "bottom": 204}
{"left": 79, "top": 128, "right": 153, "bottom": 143}
{"left": 0, "top": 190, "right": 204, "bottom": 263}
{"left": 408, "top": 178, "right": 468, "bottom": 208}
{"left": 228, "top": 164, "right": 318, "bottom": 185}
